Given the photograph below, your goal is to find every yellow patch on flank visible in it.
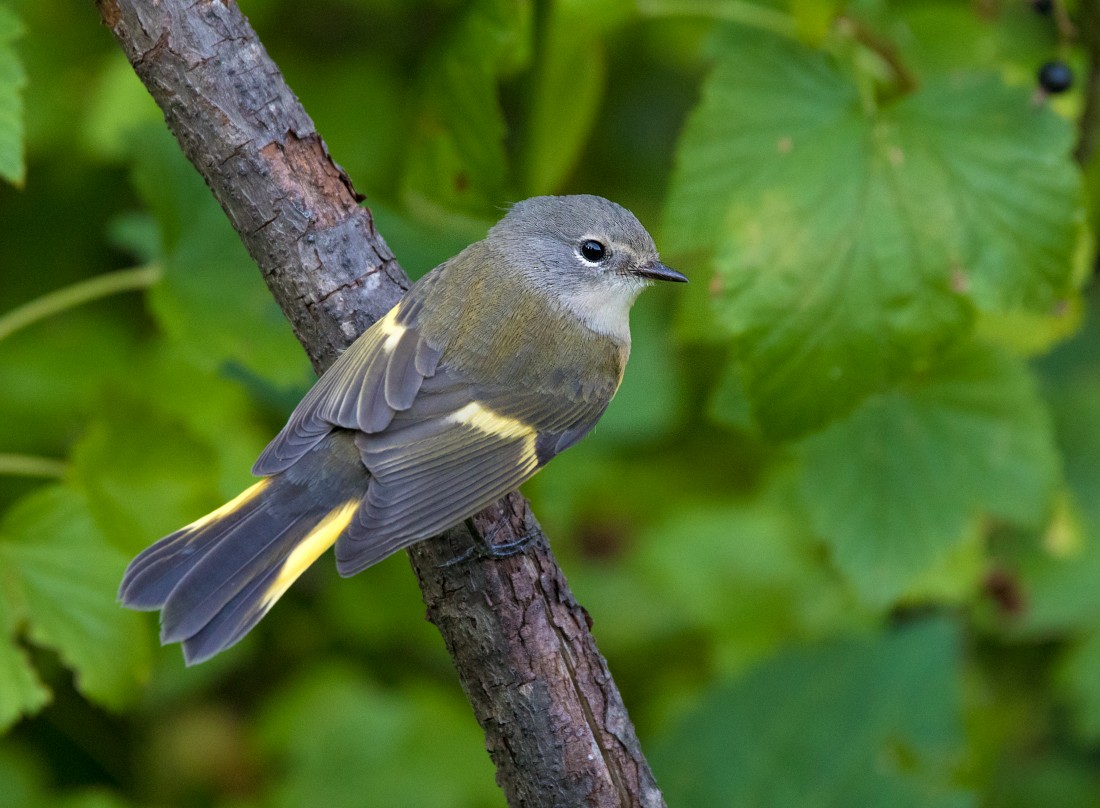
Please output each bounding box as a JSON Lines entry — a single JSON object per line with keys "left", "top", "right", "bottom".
{"left": 448, "top": 402, "right": 539, "bottom": 472}
{"left": 260, "top": 499, "right": 359, "bottom": 611}
{"left": 183, "top": 479, "right": 271, "bottom": 534}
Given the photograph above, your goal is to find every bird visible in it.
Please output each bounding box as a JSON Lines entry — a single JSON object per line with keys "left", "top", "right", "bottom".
{"left": 118, "top": 194, "right": 687, "bottom": 664}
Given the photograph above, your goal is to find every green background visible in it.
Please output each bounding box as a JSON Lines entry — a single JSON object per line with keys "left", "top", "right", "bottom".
{"left": 1, "top": 0, "right": 1099, "bottom": 805}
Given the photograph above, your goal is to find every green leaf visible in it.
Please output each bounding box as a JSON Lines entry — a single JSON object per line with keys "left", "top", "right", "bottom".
{"left": 0, "top": 744, "right": 132, "bottom": 808}
{"left": 798, "top": 341, "right": 1058, "bottom": 606}
{"left": 990, "top": 332, "right": 1100, "bottom": 636}
{"left": 901, "top": 524, "right": 986, "bottom": 605}
{"left": 985, "top": 753, "right": 1100, "bottom": 808}
{"left": 0, "top": 486, "right": 151, "bottom": 710}
{"left": 1042, "top": 323, "right": 1100, "bottom": 533}
{"left": 630, "top": 499, "right": 857, "bottom": 672}
{"left": 0, "top": 640, "right": 48, "bottom": 731}
{"left": 664, "top": 28, "right": 1083, "bottom": 436}
{"left": 68, "top": 344, "right": 270, "bottom": 554}
{"left": 882, "top": 1, "right": 1058, "bottom": 80}
{"left": 993, "top": 293, "right": 1100, "bottom": 635}
{"left": 706, "top": 360, "right": 754, "bottom": 432}
{"left": 519, "top": 0, "right": 630, "bottom": 194}
{"left": 81, "top": 53, "right": 162, "bottom": 162}
{"left": 41, "top": 795, "right": 131, "bottom": 808}
{"left": 0, "top": 4, "right": 25, "bottom": 186}
{"left": 653, "top": 618, "right": 972, "bottom": 808}
{"left": 790, "top": 0, "right": 839, "bottom": 43}
{"left": 257, "top": 666, "right": 501, "bottom": 808}
{"left": 999, "top": 508, "right": 1100, "bottom": 638}
{"left": 370, "top": 200, "right": 480, "bottom": 281}
{"left": 670, "top": 260, "right": 727, "bottom": 344}
{"left": 975, "top": 299, "right": 1084, "bottom": 359}
{"left": 128, "top": 125, "right": 310, "bottom": 388}
{"left": 1058, "top": 628, "right": 1100, "bottom": 743}
{"left": 0, "top": 585, "right": 49, "bottom": 731}
{"left": 0, "top": 745, "right": 44, "bottom": 808}
{"left": 0, "top": 309, "right": 138, "bottom": 458}
{"left": 520, "top": 33, "right": 602, "bottom": 195}
{"left": 401, "top": 0, "right": 530, "bottom": 217}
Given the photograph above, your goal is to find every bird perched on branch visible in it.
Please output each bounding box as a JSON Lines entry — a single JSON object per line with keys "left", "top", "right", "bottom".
{"left": 119, "top": 194, "right": 687, "bottom": 664}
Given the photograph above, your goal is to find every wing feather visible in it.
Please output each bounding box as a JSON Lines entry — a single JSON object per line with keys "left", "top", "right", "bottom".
{"left": 253, "top": 302, "right": 440, "bottom": 476}
{"left": 385, "top": 326, "right": 425, "bottom": 411}
{"left": 332, "top": 368, "right": 612, "bottom": 575}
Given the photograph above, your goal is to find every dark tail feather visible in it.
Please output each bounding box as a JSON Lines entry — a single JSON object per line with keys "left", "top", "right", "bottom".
{"left": 119, "top": 432, "right": 368, "bottom": 664}
{"left": 118, "top": 481, "right": 273, "bottom": 611}
{"left": 179, "top": 564, "right": 283, "bottom": 665}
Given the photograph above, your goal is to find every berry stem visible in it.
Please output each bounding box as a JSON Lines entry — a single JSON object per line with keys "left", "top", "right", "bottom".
{"left": 839, "top": 15, "right": 919, "bottom": 97}
{"left": 1075, "top": 0, "right": 1100, "bottom": 165}
{"left": 0, "top": 264, "right": 162, "bottom": 344}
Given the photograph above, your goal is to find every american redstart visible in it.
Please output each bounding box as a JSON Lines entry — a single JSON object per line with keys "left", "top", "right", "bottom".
{"left": 119, "top": 194, "right": 687, "bottom": 664}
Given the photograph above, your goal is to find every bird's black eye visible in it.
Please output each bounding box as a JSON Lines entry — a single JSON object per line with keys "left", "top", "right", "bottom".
{"left": 579, "top": 239, "right": 607, "bottom": 263}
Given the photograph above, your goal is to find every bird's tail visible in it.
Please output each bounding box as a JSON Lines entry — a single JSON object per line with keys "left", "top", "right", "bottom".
{"left": 118, "top": 431, "right": 368, "bottom": 665}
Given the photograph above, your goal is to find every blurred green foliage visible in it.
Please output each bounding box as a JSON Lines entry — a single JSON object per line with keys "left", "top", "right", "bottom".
{"left": 1, "top": 0, "right": 1099, "bottom": 804}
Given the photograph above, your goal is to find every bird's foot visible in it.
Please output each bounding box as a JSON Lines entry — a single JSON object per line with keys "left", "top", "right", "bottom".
{"left": 436, "top": 523, "right": 539, "bottom": 568}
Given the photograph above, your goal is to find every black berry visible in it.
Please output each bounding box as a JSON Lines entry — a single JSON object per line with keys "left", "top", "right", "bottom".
{"left": 1038, "top": 61, "right": 1073, "bottom": 94}
{"left": 1031, "top": 0, "right": 1053, "bottom": 15}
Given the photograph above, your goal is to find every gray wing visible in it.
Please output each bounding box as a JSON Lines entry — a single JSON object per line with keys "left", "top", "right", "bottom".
{"left": 252, "top": 290, "right": 443, "bottom": 476}
{"left": 333, "top": 367, "right": 612, "bottom": 575}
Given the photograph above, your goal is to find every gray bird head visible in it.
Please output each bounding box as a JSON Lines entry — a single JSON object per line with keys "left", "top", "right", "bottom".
{"left": 486, "top": 195, "right": 686, "bottom": 340}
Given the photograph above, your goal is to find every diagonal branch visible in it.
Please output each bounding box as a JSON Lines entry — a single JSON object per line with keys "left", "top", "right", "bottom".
{"left": 95, "top": 2, "right": 665, "bottom": 806}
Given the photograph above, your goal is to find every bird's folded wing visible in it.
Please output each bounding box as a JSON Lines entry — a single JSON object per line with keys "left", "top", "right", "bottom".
{"left": 252, "top": 284, "right": 444, "bottom": 476}
{"left": 333, "top": 369, "right": 611, "bottom": 575}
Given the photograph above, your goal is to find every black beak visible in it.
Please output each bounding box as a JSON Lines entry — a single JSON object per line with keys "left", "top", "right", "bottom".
{"left": 634, "top": 261, "right": 688, "bottom": 283}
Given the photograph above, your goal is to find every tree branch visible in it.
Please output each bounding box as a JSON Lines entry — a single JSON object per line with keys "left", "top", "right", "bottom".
{"left": 95, "top": 2, "right": 665, "bottom": 806}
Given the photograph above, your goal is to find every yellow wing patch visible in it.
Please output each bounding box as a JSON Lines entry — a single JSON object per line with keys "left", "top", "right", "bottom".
{"left": 447, "top": 401, "right": 539, "bottom": 472}
{"left": 260, "top": 499, "right": 360, "bottom": 611}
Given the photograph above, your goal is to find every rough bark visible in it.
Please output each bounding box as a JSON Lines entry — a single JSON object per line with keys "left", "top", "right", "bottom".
{"left": 96, "top": 2, "right": 665, "bottom": 806}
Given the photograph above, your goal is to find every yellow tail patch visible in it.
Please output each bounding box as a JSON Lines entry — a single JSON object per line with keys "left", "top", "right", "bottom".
{"left": 260, "top": 499, "right": 360, "bottom": 612}
{"left": 184, "top": 478, "right": 271, "bottom": 534}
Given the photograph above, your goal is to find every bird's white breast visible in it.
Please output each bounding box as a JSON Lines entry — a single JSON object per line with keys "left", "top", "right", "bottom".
{"left": 560, "top": 277, "right": 643, "bottom": 344}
